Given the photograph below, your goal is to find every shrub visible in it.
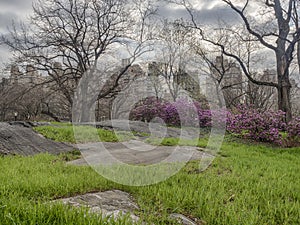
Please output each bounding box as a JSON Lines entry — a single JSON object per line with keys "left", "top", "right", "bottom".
{"left": 286, "top": 117, "right": 300, "bottom": 145}
{"left": 226, "top": 105, "right": 286, "bottom": 145}
{"left": 130, "top": 97, "right": 211, "bottom": 128}
{"left": 129, "top": 97, "right": 166, "bottom": 122}
{"left": 130, "top": 99, "right": 299, "bottom": 147}
{"left": 162, "top": 99, "right": 202, "bottom": 127}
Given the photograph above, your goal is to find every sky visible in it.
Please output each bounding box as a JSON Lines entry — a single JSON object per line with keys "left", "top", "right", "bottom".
{"left": 0, "top": 0, "right": 33, "bottom": 74}
{"left": 156, "top": 1, "right": 239, "bottom": 24}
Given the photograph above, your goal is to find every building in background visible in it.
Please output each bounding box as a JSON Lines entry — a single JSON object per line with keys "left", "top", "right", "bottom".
{"left": 207, "top": 56, "right": 244, "bottom": 108}
{"left": 0, "top": 58, "right": 208, "bottom": 121}
{"left": 246, "top": 69, "right": 277, "bottom": 110}
{"left": 291, "top": 78, "right": 300, "bottom": 116}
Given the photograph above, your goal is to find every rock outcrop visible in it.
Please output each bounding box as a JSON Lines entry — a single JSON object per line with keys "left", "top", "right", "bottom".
{"left": 0, "top": 122, "right": 74, "bottom": 156}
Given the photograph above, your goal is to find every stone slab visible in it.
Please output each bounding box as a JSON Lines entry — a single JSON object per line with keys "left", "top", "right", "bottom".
{"left": 0, "top": 122, "right": 75, "bottom": 156}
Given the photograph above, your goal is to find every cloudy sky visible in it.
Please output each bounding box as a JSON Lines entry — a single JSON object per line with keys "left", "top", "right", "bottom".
{"left": 157, "top": 1, "right": 239, "bottom": 24}
{"left": 0, "top": 0, "right": 33, "bottom": 73}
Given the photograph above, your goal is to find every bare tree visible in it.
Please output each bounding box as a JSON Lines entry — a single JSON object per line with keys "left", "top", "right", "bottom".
{"left": 0, "top": 80, "right": 48, "bottom": 121}
{"left": 154, "top": 19, "right": 195, "bottom": 101}
{"left": 1, "top": 0, "right": 156, "bottom": 121}
{"left": 148, "top": 72, "right": 165, "bottom": 100}
{"left": 191, "top": 30, "right": 250, "bottom": 108}
{"left": 0, "top": 83, "right": 19, "bottom": 120}
{"left": 178, "top": 0, "right": 300, "bottom": 122}
{"left": 191, "top": 26, "right": 279, "bottom": 110}
{"left": 246, "top": 70, "right": 277, "bottom": 109}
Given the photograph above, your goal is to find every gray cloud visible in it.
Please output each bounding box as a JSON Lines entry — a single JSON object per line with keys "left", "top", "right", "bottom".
{"left": 0, "top": 0, "right": 33, "bottom": 67}
{"left": 0, "top": 11, "right": 18, "bottom": 31}
{"left": 194, "top": 5, "right": 241, "bottom": 25}
{"left": 0, "top": 0, "right": 33, "bottom": 25}
{"left": 157, "top": 4, "right": 241, "bottom": 25}
{"left": 0, "top": 0, "right": 32, "bottom": 9}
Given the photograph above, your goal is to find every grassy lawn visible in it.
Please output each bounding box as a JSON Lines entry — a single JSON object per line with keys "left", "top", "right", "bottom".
{"left": 1, "top": 124, "right": 299, "bottom": 224}
{"left": 34, "top": 125, "right": 148, "bottom": 143}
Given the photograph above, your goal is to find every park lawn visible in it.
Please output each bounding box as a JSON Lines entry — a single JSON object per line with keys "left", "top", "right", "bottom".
{"left": 33, "top": 123, "right": 148, "bottom": 143}
{"left": 0, "top": 134, "right": 299, "bottom": 224}
{"left": 34, "top": 125, "right": 148, "bottom": 143}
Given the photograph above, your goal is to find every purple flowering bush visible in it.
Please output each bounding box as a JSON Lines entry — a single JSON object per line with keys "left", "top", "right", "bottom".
{"left": 227, "top": 106, "right": 300, "bottom": 146}
{"left": 130, "top": 97, "right": 212, "bottom": 127}
{"left": 129, "top": 97, "right": 166, "bottom": 123}
{"left": 162, "top": 99, "right": 205, "bottom": 127}
{"left": 130, "top": 99, "right": 299, "bottom": 147}
{"left": 286, "top": 117, "right": 300, "bottom": 146}
{"left": 226, "top": 105, "right": 286, "bottom": 145}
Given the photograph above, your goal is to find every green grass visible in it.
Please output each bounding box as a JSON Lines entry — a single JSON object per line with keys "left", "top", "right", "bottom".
{"left": 34, "top": 125, "right": 144, "bottom": 143}
{"left": 1, "top": 138, "right": 300, "bottom": 224}
{"left": 0, "top": 153, "right": 134, "bottom": 224}
{"left": 146, "top": 136, "right": 209, "bottom": 148}
{"left": 34, "top": 124, "right": 205, "bottom": 147}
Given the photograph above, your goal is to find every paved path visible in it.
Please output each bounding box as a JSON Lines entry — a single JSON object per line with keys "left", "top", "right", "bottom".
{"left": 70, "top": 120, "right": 208, "bottom": 166}
{"left": 0, "top": 122, "right": 74, "bottom": 156}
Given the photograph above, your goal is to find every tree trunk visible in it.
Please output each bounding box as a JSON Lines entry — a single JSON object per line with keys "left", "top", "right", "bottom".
{"left": 277, "top": 83, "right": 292, "bottom": 123}
{"left": 298, "top": 41, "right": 300, "bottom": 75}
{"left": 276, "top": 27, "right": 292, "bottom": 122}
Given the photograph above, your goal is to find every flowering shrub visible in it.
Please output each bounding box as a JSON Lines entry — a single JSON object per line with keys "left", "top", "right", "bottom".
{"left": 130, "top": 100, "right": 299, "bottom": 147}
{"left": 226, "top": 105, "right": 287, "bottom": 145}
{"left": 161, "top": 101, "right": 182, "bottom": 126}
{"left": 129, "top": 97, "right": 166, "bottom": 122}
{"left": 130, "top": 97, "right": 212, "bottom": 127}
{"left": 287, "top": 117, "right": 300, "bottom": 145}
{"left": 162, "top": 99, "right": 203, "bottom": 127}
